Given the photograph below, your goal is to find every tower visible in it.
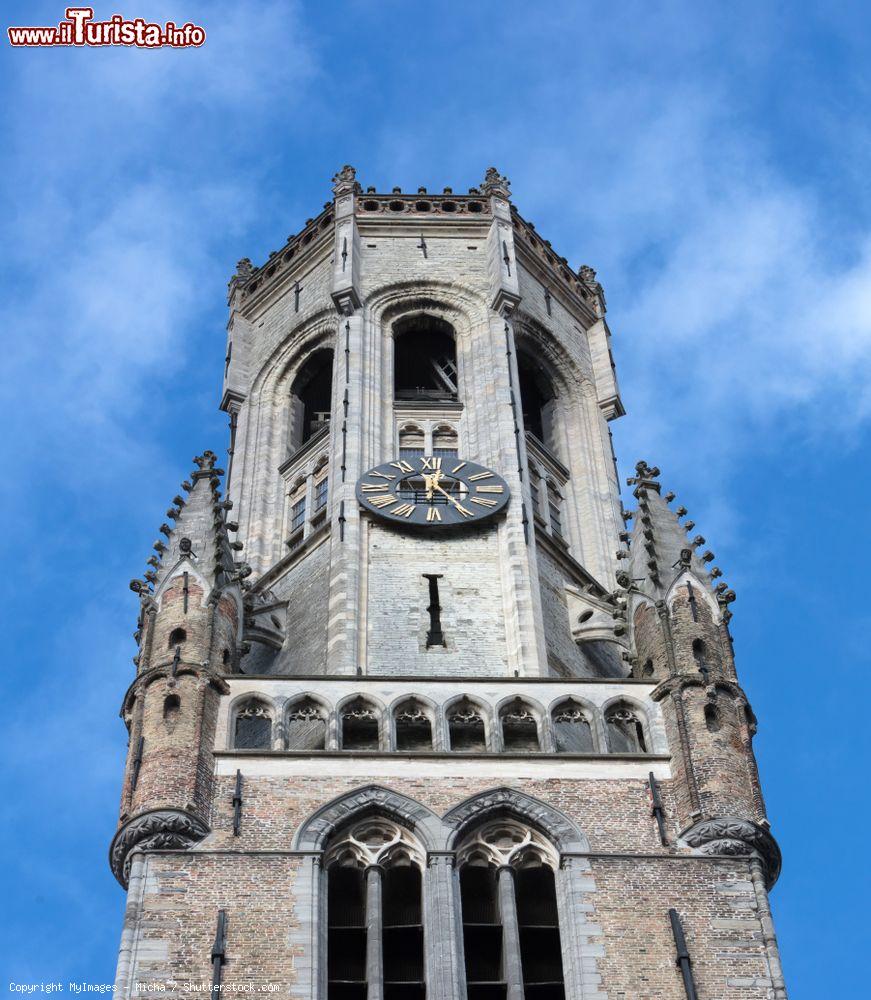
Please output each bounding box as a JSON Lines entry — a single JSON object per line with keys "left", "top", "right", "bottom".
{"left": 112, "top": 166, "right": 787, "bottom": 1000}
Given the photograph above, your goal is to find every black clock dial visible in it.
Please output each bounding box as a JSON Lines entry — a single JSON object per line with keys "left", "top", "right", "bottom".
{"left": 356, "top": 455, "right": 510, "bottom": 528}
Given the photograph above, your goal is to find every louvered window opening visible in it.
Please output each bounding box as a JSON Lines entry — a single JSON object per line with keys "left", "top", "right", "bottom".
{"left": 461, "top": 866, "right": 506, "bottom": 1000}
{"left": 449, "top": 708, "right": 487, "bottom": 752}
{"left": 342, "top": 705, "right": 380, "bottom": 750}
{"left": 234, "top": 706, "right": 271, "bottom": 749}
{"left": 606, "top": 708, "right": 646, "bottom": 753}
{"left": 286, "top": 701, "right": 326, "bottom": 750}
{"left": 501, "top": 708, "right": 540, "bottom": 752}
{"left": 327, "top": 866, "right": 367, "bottom": 1000}
{"left": 516, "top": 867, "right": 565, "bottom": 1000}
{"left": 382, "top": 866, "right": 425, "bottom": 1000}
{"left": 395, "top": 708, "right": 433, "bottom": 751}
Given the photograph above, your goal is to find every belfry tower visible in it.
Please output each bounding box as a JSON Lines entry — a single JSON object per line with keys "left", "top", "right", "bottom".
{"left": 112, "top": 166, "right": 787, "bottom": 1000}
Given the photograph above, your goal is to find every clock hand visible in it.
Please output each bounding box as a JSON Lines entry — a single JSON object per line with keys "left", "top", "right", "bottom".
{"left": 432, "top": 481, "right": 470, "bottom": 514}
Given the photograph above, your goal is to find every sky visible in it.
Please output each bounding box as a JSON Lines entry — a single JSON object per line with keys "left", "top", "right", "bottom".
{"left": 0, "top": 0, "right": 869, "bottom": 994}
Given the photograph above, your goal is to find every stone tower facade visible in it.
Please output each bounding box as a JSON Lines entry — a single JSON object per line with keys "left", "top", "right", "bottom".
{"left": 112, "top": 166, "right": 787, "bottom": 1000}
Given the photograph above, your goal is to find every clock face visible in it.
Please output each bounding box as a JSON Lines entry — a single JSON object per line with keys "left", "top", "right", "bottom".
{"left": 356, "top": 456, "right": 510, "bottom": 529}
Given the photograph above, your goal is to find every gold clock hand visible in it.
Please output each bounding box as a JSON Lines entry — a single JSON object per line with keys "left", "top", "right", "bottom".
{"left": 432, "top": 481, "right": 471, "bottom": 515}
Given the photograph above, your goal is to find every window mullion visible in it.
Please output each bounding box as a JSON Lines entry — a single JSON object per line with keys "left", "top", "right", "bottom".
{"left": 365, "top": 865, "right": 384, "bottom": 1000}
{"left": 497, "top": 866, "right": 525, "bottom": 1000}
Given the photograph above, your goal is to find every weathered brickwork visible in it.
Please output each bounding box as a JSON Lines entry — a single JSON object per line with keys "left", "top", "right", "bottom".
{"left": 112, "top": 169, "right": 787, "bottom": 999}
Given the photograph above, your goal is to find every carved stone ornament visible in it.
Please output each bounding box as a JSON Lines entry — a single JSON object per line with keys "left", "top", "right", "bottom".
{"left": 481, "top": 167, "right": 511, "bottom": 199}
{"left": 680, "top": 816, "right": 782, "bottom": 888}
{"left": 109, "top": 808, "right": 209, "bottom": 886}
{"left": 332, "top": 164, "right": 360, "bottom": 196}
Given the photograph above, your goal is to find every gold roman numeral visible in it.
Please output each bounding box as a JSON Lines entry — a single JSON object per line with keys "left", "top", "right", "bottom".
{"left": 471, "top": 497, "right": 498, "bottom": 507}
{"left": 390, "top": 460, "right": 414, "bottom": 473}
{"left": 476, "top": 485, "right": 504, "bottom": 493}
{"left": 369, "top": 494, "right": 398, "bottom": 508}
{"left": 468, "top": 472, "right": 493, "bottom": 481}
{"left": 451, "top": 462, "right": 467, "bottom": 473}
{"left": 421, "top": 456, "right": 442, "bottom": 470}
{"left": 391, "top": 503, "right": 416, "bottom": 517}
{"left": 361, "top": 483, "right": 389, "bottom": 492}
{"left": 369, "top": 470, "right": 396, "bottom": 480}
{"left": 426, "top": 507, "right": 442, "bottom": 522}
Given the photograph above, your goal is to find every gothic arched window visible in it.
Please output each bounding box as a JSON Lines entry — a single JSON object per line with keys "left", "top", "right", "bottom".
{"left": 394, "top": 315, "right": 457, "bottom": 402}
{"left": 458, "top": 820, "right": 565, "bottom": 1000}
{"left": 500, "top": 699, "right": 540, "bottom": 752}
{"left": 551, "top": 700, "right": 594, "bottom": 752}
{"left": 289, "top": 348, "right": 334, "bottom": 454}
{"left": 325, "top": 820, "right": 425, "bottom": 1000}
{"left": 285, "top": 697, "right": 327, "bottom": 750}
{"left": 448, "top": 699, "right": 487, "bottom": 752}
{"left": 393, "top": 699, "right": 434, "bottom": 751}
{"left": 341, "top": 698, "right": 381, "bottom": 751}
{"left": 605, "top": 704, "right": 647, "bottom": 753}
{"left": 233, "top": 699, "right": 273, "bottom": 750}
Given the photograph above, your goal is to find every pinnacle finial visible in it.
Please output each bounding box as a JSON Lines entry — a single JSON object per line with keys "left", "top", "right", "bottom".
{"left": 332, "top": 164, "right": 360, "bottom": 196}
{"left": 481, "top": 167, "right": 511, "bottom": 198}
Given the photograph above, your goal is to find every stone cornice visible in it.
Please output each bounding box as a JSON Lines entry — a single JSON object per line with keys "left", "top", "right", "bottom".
{"left": 679, "top": 816, "right": 782, "bottom": 889}
{"left": 109, "top": 807, "right": 210, "bottom": 887}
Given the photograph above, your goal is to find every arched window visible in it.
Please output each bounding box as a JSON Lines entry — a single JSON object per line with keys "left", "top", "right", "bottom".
{"left": 286, "top": 697, "right": 327, "bottom": 750}
{"left": 394, "top": 699, "right": 433, "bottom": 751}
{"left": 432, "top": 424, "right": 459, "bottom": 460}
{"left": 605, "top": 704, "right": 647, "bottom": 753}
{"left": 458, "top": 821, "right": 564, "bottom": 1000}
{"left": 341, "top": 698, "right": 380, "bottom": 750}
{"left": 551, "top": 700, "right": 594, "bottom": 752}
{"left": 704, "top": 702, "right": 721, "bottom": 732}
{"left": 233, "top": 699, "right": 273, "bottom": 750}
{"left": 399, "top": 424, "right": 425, "bottom": 460}
{"left": 394, "top": 315, "right": 457, "bottom": 402}
{"left": 500, "top": 699, "right": 540, "bottom": 752}
{"left": 448, "top": 699, "right": 487, "bottom": 752}
{"left": 168, "top": 627, "right": 186, "bottom": 648}
{"left": 289, "top": 349, "right": 334, "bottom": 453}
{"left": 528, "top": 463, "right": 542, "bottom": 518}
{"left": 517, "top": 352, "right": 556, "bottom": 451}
{"left": 163, "top": 694, "right": 180, "bottom": 727}
{"left": 325, "top": 820, "right": 425, "bottom": 1000}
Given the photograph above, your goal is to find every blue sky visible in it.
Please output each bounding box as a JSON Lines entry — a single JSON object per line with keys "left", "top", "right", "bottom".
{"left": 1, "top": 1, "right": 869, "bottom": 994}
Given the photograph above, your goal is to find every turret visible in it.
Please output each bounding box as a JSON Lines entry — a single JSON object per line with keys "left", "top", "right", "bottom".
{"left": 624, "top": 461, "right": 780, "bottom": 887}
{"left": 109, "top": 452, "right": 244, "bottom": 886}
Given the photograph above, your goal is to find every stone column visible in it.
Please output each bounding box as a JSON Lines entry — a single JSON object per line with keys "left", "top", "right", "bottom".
{"left": 555, "top": 856, "right": 606, "bottom": 1000}
{"left": 365, "top": 865, "right": 384, "bottom": 1000}
{"left": 497, "top": 866, "right": 525, "bottom": 1000}
{"left": 423, "top": 853, "right": 466, "bottom": 1000}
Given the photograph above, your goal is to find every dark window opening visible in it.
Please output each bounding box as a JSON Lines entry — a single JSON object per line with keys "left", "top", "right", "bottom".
{"left": 342, "top": 700, "right": 380, "bottom": 750}
{"left": 327, "top": 866, "right": 367, "bottom": 1000}
{"left": 461, "top": 866, "right": 505, "bottom": 1000}
{"left": 314, "top": 476, "right": 329, "bottom": 512}
{"left": 517, "top": 353, "right": 555, "bottom": 449}
{"left": 163, "top": 694, "right": 180, "bottom": 724}
{"left": 423, "top": 573, "right": 446, "bottom": 648}
{"left": 547, "top": 483, "right": 563, "bottom": 537}
{"left": 395, "top": 702, "right": 433, "bottom": 751}
{"left": 383, "top": 866, "right": 424, "bottom": 996}
{"left": 641, "top": 659, "right": 654, "bottom": 677}
{"left": 693, "top": 639, "right": 709, "bottom": 681}
{"left": 399, "top": 425, "right": 425, "bottom": 460}
{"left": 449, "top": 702, "right": 487, "bottom": 752}
{"left": 286, "top": 698, "right": 327, "bottom": 750}
{"left": 234, "top": 703, "right": 272, "bottom": 749}
{"left": 704, "top": 703, "right": 721, "bottom": 732}
{"left": 394, "top": 316, "right": 457, "bottom": 402}
{"left": 290, "top": 349, "right": 334, "bottom": 453}
{"left": 168, "top": 627, "right": 186, "bottom": 647}
{"left": 516, "top": 866, "right": 565, "bottom": 1000}
{"left": 606, "top": 707, "right": 646, "bottom": 753}
{"left": 552, "top": 703, "right": 594, "bottom": 752}
{"left": 501, "top": 702, "right": 540, "bottom": 752}
{"left": 222, "top": 649, "right": 231, "bottom": 666}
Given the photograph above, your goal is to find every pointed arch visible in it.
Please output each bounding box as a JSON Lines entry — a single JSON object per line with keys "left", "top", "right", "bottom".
{"left": 292, "top": 784, "right": 446, "bottom": 852}
{"left": 444, "top": 786, "right": 589, "bottom": 853}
